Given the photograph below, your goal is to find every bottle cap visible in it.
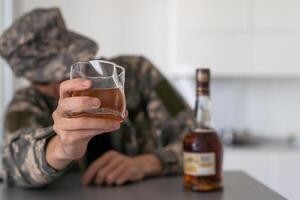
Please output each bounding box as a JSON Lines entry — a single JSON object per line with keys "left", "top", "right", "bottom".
{"left": 196, "top": 68, "right": 210, "bottom": 83}
{"left": 196, "top": 68, "right": 210, "bottom": 96}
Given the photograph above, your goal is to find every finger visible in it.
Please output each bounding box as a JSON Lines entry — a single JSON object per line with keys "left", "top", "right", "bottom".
{"left": 116, "top": 170, "right": 131, "bottom": 186}
{"left": 58, "top": 96, "right": 100, "bottom": 116}
{"left": 106, "top": 162, "right": 128, "bottom": 185}
{"left": 54, "top": 117, "right": 120, "bottom": 132}
{"left": 82, "top": 150, "right": 118, "bottom": 186}
{"left": 96, "top": 157, "right": 125, "bottom": 185}
{"left": 59, "top": 79, "right": 92, "bottom": 98}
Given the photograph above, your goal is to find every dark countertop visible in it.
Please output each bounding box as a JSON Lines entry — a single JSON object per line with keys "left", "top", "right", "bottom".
{"left": 0, "top": 171, "right": 287, "bottom": 200}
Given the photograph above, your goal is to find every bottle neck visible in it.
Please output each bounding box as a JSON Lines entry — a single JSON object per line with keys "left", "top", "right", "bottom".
{"left": 193, "top": 94, "right": 215, "bottom": 131}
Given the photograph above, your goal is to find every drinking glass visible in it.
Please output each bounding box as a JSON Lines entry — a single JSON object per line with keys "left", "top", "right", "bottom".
{"left": 70, "top": 60, "right": 126, "bottom": 121}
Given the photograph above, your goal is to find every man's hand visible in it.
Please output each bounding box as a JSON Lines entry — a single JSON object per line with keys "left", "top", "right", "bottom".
{"left": 46, "top": 79, "right": 121, "bottom": 170}
{"left": 82, "top": 150, "right": 163, "bottom": 186}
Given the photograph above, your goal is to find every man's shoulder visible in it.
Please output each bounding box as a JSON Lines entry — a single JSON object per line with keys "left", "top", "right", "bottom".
{"left": 13, "top": 85, "right": 39, "bottom": 96}
{"left": 6, "top": 86, "right": 41, "bottom": 113}
{"left": 107, "top": 55, "right": 162, "bottom": 86}
{"left": 107, "top": 55, "right": 153, "bottom": 72}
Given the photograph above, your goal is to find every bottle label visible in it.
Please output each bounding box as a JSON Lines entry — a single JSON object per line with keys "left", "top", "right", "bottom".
{"left": 183, "top": 152, "right": 215, "bottom": 176}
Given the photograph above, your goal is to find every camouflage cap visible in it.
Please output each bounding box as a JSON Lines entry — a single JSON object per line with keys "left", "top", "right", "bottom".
{"left": 0, "top": 7, "right": 98, "bottom": 83}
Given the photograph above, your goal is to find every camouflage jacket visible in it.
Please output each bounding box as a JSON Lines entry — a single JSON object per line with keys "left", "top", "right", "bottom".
{"left": 2, "top": 56, "right": 193, "bottom": 188}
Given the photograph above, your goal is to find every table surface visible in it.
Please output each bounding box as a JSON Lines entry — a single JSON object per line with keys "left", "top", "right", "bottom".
{"left": 0, "top": 171, "right": 286, "bottom": 200}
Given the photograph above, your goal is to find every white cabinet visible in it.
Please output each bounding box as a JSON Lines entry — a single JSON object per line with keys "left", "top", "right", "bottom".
{"left": 170, "top": 0, "right": 300, "bottom": 78}
{"left": 224, "top": 147, "right": 300, "bottom": 200}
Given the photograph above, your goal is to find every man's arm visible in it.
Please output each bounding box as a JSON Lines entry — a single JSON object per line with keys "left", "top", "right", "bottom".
{"left": 3, "top": 111, "right": 65, "bottom": 188}
{"left": 137, "top": 56, "right": 193, "bottom": 175}
{"left": 3, "top": 79, "right": 121, "bottom": 188}
{"left": 111, "top": 56, "right": 193, "bottom": 175}
{"left": 81, "top": 56, "right": 192, "bottom": 186}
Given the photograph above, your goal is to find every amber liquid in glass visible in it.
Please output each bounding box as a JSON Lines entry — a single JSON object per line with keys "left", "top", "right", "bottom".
{"left": 183, "top": 129, "right": 223, "bottom": 191}
{"left": 72, "top": 88, "right": 126, "bottom": 121}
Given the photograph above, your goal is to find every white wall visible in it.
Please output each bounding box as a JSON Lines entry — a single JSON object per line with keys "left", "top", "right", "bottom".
{"left": 174, "top": 0, "right": 300, "bottom": 77}
{"left": 174, "top": 77, "right": 300, "bottom": 137}
{"left": 0, "top": 0, "right": 14, "bottom": 147}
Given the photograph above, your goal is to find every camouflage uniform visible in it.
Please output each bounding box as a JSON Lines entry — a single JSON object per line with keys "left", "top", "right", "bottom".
{"left": 0, "top": 8, "right": 193, "bottom": 188}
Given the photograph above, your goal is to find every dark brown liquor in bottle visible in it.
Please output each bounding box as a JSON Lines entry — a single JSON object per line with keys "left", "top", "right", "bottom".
{"left": 183, "top": 68, "right": 223, "bottom": 192}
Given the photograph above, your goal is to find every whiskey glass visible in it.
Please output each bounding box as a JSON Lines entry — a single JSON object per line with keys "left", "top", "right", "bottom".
{"left": 70, "top": 60, "right": 126, "bottom": 121}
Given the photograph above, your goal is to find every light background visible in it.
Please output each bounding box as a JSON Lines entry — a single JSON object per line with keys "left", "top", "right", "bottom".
{"left": 2, "top": 0, "right": 299, "bottom": 138}
{"left": 1, "top": 1, "right": 300, "bottom": 199}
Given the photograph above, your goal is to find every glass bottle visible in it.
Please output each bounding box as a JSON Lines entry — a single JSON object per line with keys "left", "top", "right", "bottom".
{"left": 183, "top": 68, "right": 223, "bottom": 192}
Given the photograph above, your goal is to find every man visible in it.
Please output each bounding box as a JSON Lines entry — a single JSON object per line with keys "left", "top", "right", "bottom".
{"left": 0, "top": 8, "right": 192, "bottom": 188}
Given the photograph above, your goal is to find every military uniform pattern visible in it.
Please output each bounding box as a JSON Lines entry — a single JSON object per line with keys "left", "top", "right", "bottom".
{"left": 3, "top": 56, "right": 193, "bottom": 188}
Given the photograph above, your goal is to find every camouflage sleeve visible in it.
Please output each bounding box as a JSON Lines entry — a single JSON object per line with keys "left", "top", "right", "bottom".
{"left": 148, "top": 65, "right": 193, "bottom": 174}
{"left": 137, "top": 57, "right": 193, "bottom": 175}
{"left": 2, "top": 111, "right": 66, "bottom": 188}
{"left": 107, "top": 55, "right": 193, "bottom": 175}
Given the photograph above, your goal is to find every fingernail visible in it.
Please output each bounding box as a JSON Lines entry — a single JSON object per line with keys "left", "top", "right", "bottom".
{"left": 91, "top": 98, "right": 100, "bottom": 107}
{"left": 83, "top": 80, "right": 91, "bottom": 87}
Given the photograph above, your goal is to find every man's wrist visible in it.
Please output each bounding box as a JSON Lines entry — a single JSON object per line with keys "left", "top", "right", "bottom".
{"left": 46, "top": 135, "right": 72, "bottom": 170}
{"left": 136, "top": 154, "right": 163, "bottom": 178}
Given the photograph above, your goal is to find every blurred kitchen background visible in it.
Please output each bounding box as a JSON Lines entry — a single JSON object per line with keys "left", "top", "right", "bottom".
{"left": 1, "top": 0, "right": 300, "bottom": 199}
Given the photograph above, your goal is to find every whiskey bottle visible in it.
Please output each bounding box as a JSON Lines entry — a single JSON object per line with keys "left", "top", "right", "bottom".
{"left": 183, "top": 68, "right": 223, "bottom": 192}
